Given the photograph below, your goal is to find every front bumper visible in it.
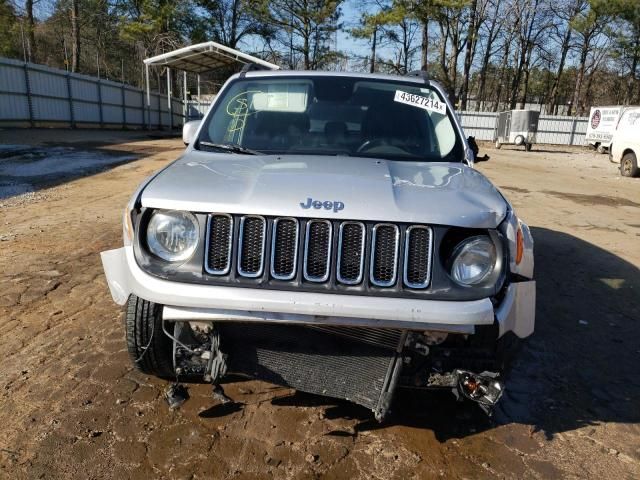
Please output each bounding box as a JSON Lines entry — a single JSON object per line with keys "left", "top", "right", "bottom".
{"left": 101, "top": 246, "right": 535, "bottom": 337}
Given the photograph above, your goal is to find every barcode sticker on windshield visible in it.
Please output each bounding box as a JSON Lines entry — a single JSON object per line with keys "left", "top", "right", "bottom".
{"left": 394, "top": 90, "right": 446, "bottom": 115}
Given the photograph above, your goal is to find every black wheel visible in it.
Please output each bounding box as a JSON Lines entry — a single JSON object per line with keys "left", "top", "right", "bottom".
{"left": 596, "top": 144, "right": 606, "bottom": 154}
{"left": 525, "top": 143, "right": 532, "bottom": 152}
{"left": 620, "top": 152, "right": 639, "bottom": 177}
{"left": 125, "top": 295, "right": 174, "bottom": 377}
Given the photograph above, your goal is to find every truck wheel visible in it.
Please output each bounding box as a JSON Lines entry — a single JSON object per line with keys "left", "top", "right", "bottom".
{"left": 125, "top": 295, "right": 174, "bottom": 378}
{"left": 596, "top": 144, "right": 606, "bottom": 154}
{"left": 620, "top": 152, "right": 639, "bottom": 177}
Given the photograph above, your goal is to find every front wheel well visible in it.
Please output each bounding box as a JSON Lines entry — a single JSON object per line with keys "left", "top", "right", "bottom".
{"left": 622, "top": 148, "right": 636, "bottom": 158}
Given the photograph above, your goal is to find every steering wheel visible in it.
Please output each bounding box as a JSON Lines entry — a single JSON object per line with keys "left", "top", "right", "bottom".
{"left": 356, "top": 138, "right": 387, "bottom": 153}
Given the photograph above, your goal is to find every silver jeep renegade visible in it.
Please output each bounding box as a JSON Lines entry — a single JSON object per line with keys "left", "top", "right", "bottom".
{"left": 101, "top": 70, "right": 535, "bottom": 420}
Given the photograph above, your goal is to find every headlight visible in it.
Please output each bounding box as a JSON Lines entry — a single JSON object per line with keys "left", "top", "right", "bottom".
{"left": 450, "top": 236, "right": 497, "bottom": 286}
{"left": 146, "top": 210, "right": 199, "bottom": 262}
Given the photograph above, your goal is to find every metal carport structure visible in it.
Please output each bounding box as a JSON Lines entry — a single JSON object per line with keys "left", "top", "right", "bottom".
{"left": 143, "top": 41, "right": 280, "bottom": 128}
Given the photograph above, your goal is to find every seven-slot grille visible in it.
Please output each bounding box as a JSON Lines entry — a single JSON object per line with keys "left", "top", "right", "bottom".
{"left": 205, "top": 214, "right": 433, "bottom": 289}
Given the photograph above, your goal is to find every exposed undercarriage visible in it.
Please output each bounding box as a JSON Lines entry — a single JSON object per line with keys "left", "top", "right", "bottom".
{"left": 167, "top": 319, "right": 508, "bottom": 420}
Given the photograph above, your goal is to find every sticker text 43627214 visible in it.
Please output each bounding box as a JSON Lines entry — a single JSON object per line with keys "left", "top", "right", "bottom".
{"left": 393, "top": 90, "right": 447, "bottom": 115}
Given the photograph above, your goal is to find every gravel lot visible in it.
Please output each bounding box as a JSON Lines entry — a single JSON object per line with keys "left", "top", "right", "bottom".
{"left": 0, "top": 130, "right": 638, "bottom": 479}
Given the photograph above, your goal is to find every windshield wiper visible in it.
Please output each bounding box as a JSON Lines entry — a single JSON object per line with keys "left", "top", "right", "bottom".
{"left": 197, "top": 141, "right": 259, "bottom": 155}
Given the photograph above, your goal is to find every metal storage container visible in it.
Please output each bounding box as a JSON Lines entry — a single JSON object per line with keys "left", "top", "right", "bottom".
{"left": 494, "top": 110, "right": 540, "bottom": 151}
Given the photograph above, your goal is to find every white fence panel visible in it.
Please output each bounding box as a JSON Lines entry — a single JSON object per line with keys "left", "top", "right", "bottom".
{"left": 0, "top": 62, "right": 27, "bottom": 93}
{"left": 102, "top": 105, "right": 122, "bottom": 124}
{"left": 0, "top": 56, "right": 182, "bottom": 129}
{"left": 1, "top": 56, "right": 595, "bottom": 140}
{"left": 32, "top": 97, "right": 69, "bottom": 121}
{"left": 457, "top": 111, "right": 497, "bottom": 140}
{"left": 73, "top": 102, "right": 100, "bottom": 122}
{"left": 100, "top": 84, "right": 122, "bottom": 105}
{"left": 71, "top": 78, "right": 98, "bottom": 102}
{"left": 457, "top": 111, "right": 588, "bottom": 146}
{"left": 0, "top": 95, "right": 29, "bottom": 119}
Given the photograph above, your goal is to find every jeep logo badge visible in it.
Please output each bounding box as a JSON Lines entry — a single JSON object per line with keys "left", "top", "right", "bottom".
{"left": 300, "top": 197, "right": 345, "bottom": 213}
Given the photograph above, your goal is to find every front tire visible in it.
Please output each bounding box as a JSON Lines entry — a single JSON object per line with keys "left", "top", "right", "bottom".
{"left": 125, "top": 295, "right": 174, "bottom": 378}
{"left": 620, "top": 152, "right": 639, "bottom": 177}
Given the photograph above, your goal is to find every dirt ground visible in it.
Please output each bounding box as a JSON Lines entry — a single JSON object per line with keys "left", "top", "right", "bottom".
{"left": 0, "top": 130, "right": 638, "bottom": 480}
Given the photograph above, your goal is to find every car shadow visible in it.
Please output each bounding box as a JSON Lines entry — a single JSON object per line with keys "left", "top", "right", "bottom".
{"left": 265, "top": 227, "right": 640, "bottom": 441}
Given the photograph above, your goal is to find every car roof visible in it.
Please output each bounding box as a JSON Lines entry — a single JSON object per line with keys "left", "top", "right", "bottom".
{"left": 238, "top": 69, "right": 434, "bottom": 87}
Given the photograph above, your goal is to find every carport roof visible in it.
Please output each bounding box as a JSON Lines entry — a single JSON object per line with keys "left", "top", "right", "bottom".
{"left": 143, "top": 41, "right": 280, "bottom": 73}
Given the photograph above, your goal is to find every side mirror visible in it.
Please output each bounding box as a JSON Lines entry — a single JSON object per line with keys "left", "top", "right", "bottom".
{"left": 467, "top": 136, "right": 489, "bottom": 162}
{"left": 182, "top": 120, "right": 202, "bottom": 145}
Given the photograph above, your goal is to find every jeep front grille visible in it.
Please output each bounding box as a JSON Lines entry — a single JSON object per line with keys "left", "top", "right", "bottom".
{"left": 337, "top": 222, "right": 365, "bottom": 284}
{"left": 270, "top": 218, "right": 299, "bottom": 280}
{"left": 205, "top": 215, "right": 433, "bottom": 290}
{"left": 205, "top": 214, "right": 233, "bottom": 275}
{"left": 237, "top": 215, "right": 266, "bottom": 277}
{"left": 404, "top": 226, "right": 433, "bottom": 288}
{"left": 370, "top": 224, "right": 400, "bottom": 287}
{"left": 304, "top": 220, "right": 332, "bottom": 282}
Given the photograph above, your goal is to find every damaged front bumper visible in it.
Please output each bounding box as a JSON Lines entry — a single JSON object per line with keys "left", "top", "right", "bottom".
{"left": 102, "top": 246, "right": 535, "bottom": 333}
{"left": 101, "top": 246, "right": 535, "bottom": 419}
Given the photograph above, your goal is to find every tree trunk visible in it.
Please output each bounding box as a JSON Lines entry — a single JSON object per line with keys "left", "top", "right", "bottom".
{"left": 625, "top": 33, "right": 639, "bottom": 104}
{"left": 519, "top": 66, "right": 530, "bottom": 109}
{"left": 548, "top": 29, "right": 572, "bottom": 115}
{"left": 493, "top": 43, "right": 511, "bottom": 112}
{"left": 509, "top": 45, "right": 527, "bottom": 109}
{"left": 570, "top": 46, "right": 588, "bottom": 116}
{"left": 421, "top": 20, "right": 428, "bottom": 70}
{"left": 370, "top": 27, "right": 377, "bottom": 73}
{"left": 230, "top": 0, "right": 239, "bottom": 48}
{"left": 25, "top": 0, "right": 36, "bottom": 62}
{"left": 303, "top": 15, "right": 310, "bottom": 69}
{"left": 459, "top": 0, "right": 478, "bottom": 111}
{"left": 71, "top": 0, "right": 80, "bottom": 72}
{"left": 475, "top": 12, "right": 500, "bottom": 112}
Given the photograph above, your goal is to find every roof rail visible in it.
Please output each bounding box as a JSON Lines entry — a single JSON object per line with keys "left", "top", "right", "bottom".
{"left": 239, "top": 62, "right": 273, "bottom": 77}
{"left": 406, "top": 70, "right": 430, "bottom": 81}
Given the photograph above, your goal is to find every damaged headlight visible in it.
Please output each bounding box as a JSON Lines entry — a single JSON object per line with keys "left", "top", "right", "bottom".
{"left": 146, "top": 210, "right": 199, "bottom": 262}
{"left": 450, "top": 235, "right": 496, "bottom": 286}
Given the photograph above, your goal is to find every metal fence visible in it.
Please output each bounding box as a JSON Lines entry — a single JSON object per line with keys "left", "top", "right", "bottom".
{"left": 0, "top": 57, "right": 183, "bottom": 129}
{"left": 0, "top": 56, "right": 591, "bottom": 144}
{"left": 458, "top": 111, "right": 588, "bottom": 145}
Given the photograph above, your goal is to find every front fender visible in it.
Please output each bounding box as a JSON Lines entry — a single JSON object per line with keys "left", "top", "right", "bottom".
{"left": 500, "top": 209, "right": 534, "bottom": 279}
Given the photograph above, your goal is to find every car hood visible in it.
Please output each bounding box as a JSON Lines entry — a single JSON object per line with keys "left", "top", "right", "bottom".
{"left": 141, "top": 151, "right": 508, "bottom": 228}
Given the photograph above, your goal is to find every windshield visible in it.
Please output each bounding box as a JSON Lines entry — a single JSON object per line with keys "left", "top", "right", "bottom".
{"left": 197, "top": 75, "right": 463, "bottom": 162}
